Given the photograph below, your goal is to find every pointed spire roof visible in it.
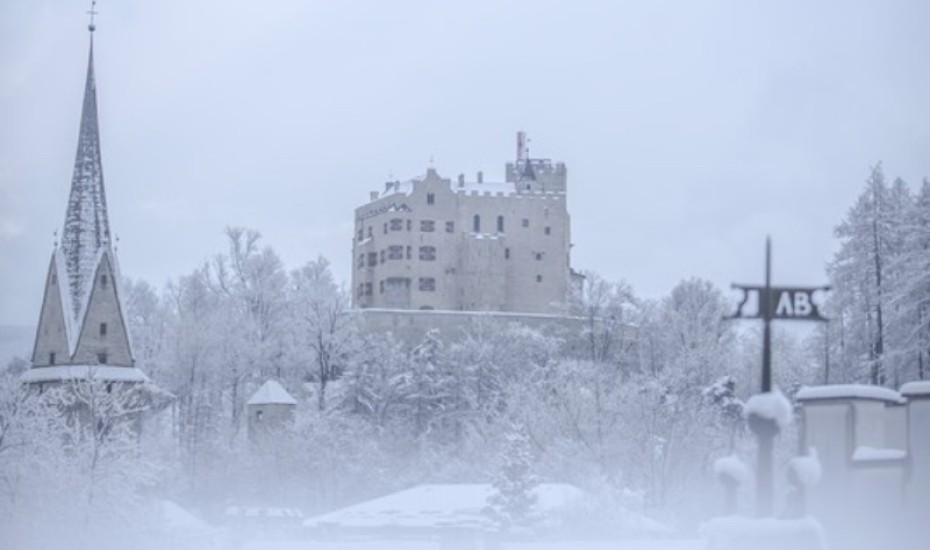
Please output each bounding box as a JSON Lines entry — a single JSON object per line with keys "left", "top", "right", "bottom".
{"left": 248, "top": 380, "right": 297, "bottom": 406}
{"left": 60, "top": 32, "right": 111, "bottom": 320}
{"left": 520, "top": 158, "right": 536, "bottom": 181}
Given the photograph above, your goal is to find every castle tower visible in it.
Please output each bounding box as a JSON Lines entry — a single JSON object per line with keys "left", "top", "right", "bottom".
{"left": 21, "top": 20, "right": 150, "bottom": 388}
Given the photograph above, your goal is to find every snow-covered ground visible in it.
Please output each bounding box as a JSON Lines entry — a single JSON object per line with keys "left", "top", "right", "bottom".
{"left": 241, "top": 540, "right": 701, "bottom": 550}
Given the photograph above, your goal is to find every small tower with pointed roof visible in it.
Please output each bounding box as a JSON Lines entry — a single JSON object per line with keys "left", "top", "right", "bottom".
{"left": 22, "top": 12, "right": 151, "bottom": 390}
{"left": 247, "top": 380, "right": 297, "bottom": 443}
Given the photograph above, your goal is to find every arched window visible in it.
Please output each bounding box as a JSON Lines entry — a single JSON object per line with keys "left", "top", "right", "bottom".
{"left": 473, "top": 215, "right": 481, "bottom": 233}
{"left": 497, "top": 215, "right": 504, "bottom": 233}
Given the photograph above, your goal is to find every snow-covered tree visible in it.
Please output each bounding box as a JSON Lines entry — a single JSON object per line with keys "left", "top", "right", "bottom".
{"left": 486, "top": 424, "right": 539, "bottom": 531}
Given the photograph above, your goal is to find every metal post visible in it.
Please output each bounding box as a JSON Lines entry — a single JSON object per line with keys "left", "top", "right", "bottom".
{"left": 757, "top": 236, "right": 774, "bottom": 517}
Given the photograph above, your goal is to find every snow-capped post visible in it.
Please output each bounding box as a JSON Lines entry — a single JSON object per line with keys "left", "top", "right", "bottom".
{"left": 714, "top": 455, "right": 749, "bottom": 515}
{"left": 724, "top": 237, "right": 829, "bottom": 517}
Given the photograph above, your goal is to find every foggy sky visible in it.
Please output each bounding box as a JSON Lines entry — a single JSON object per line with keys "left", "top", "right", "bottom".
{"left": 1, "top": 0, "right": 929, "bottom": 326}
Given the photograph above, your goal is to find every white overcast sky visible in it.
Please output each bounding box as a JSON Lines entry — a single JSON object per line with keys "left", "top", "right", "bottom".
{"left": 1, "top": 0, "right": 929, "bottom": 326}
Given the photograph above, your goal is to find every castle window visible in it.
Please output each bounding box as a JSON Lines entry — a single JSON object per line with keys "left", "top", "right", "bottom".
{"left": 419, "top": 277, "right": 436, "bottom": 291}
{"left": 427, "top": 193, "right": 435, "bottom": 205}
{"left": 522, "top": 218, "right": 529, "bottom": 228}
{"left": 367, "top": 252, "right": 377, "bottom": 267}
{"left": 100, "top": 274, "right": 108, "bottom": 287}
{"left": 473, "top": 215, "right": 481, "bottom": 233}
{"left": 505, "top": 248, "right": 510, "bottom": 260}
{"left": 388, "top": 245, "right": 404, "bottom": 260}
{"left": 406, "top": 246, "right": 412, "bottom": 260}
{"left": 380, "top": 250, "right": 386, "bottom": 263}
{"left": 420, "top": 306, "right": 435, "bottom": 310}
{"left": 364, "top": 283, "right": 373, "bottom": 296}
{"left": 445, "top": 221, "right": 454, "bottom": 233}
{"left": 383, "top": 223, "right": 388, "bottom": 234}
{"left": 49, "top": 352, "right": 56, "bottom": 365}
{"left": 420, "top": 220, "right": 435, "bottom": 232}
{"left": 545, "top": 226, "right": 551, "bottom": 235}
{"left": 357, "top": 284, "right": 364, "bottom": 298}
{"left": 256, "top": 410, "right": 264, "bottom": 422}
{"left": 379, "top": 281, "right": 385, "bottom": 294}
{"left": 358, "top": 254, "right": 365, "bottom": 269}
{"left": 536, "top": 253, "right": 543, "bottom": 261}
{"left": 97, "top": 352, "right": 108, "bottom": 364}
{"left": 106, "top": 382, "right": 113, "bottom": 394}
{"left": 367, "top": 227, "right": 373, "bottom": 238}
{"left": 100, "top": 322, "right": 107, "bottom": 336}
{"left": 407, "top": 220, "right": 412, "bottom": 231}
{"left": 419, "top": 246, "right": 436, "bottom": 261}
{"left": 536, "top": 275, "right": 543, "bottom": 283}
{"left": 358, "top": 229, "right": 364, "bottom": 241}
{"left": 497, "top": 216, "right": 505, "bottom": 233}
{"left": 390, "top": 218, "right": 404, "bottom": 231}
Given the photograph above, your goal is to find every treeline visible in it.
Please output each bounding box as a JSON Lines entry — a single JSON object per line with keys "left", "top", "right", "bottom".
{"left": 818, "top": 164, "right": 930, "bottom": 386}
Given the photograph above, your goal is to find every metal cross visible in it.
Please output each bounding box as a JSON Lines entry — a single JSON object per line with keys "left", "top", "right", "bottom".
{"left": 87, "top": 1, "right": 98, "bottom": 32}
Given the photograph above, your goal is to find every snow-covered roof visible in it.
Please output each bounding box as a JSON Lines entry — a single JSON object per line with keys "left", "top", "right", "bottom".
{"left": 795, "top": 384, "right": 905, "bottom": 404}
{"left": 303, "top": 483, "right": 583, "bottom": 530}
{"left": 900, "top": 381, "right": 930, "bottom": 398}
{"left": 247, "top": 380, "right": 297, "bottom": 406}
{"left": 19, "top": 365, "right": 151, "bottom": 384}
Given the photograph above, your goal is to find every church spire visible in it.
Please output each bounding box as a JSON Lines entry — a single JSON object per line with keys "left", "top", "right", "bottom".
{"left": 60, "top": 18, "right": 111, "bottom": 320}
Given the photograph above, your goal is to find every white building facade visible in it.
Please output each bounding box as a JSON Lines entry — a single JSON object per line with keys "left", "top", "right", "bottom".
{"left": 352, "top": 134, "right": 576, "bottom": 316}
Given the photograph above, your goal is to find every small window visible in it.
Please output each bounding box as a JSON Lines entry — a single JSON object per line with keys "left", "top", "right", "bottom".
{"left": 358, "top": 229, "right": 364, "bottom": 241}
{"left": 367, "top": 227, "right": 373, "bottom": 238}
{"left": 357, "top": 284, "right": 364, "bottom": 298}
{"left": 390, "top": 218, "right": 404, "bottom": 231}
{"left": 545, "top": 226, "right": 551, "bottom": 235}
{"left": 383, "top": 223, "right": 388, "bottom": 234}
{"left": 49, "top": 352, "right": 56, "bottom": 365}
{"left": 379, "top": 250, "right": 385, "bottom": 263}
{"left": 497, "top": 216, "right": 505, "bottom": 233}
{"left": 505, "top": 248, "right": 510, "bottom": 260}
{"left": 100, "top": 274, "right": 108, "bottom": 287}
{"left": 97, "top": 352, "right": 108, "bottom": 364}
{"left": 256, "top": 410, "right": 264, "bottom": 422}
{"left": 100, "top": 322, "right": 107, "bottom": 336}
{"left": 420, "top": 306, "right": 435, "bottom": 310}
{"left": 536, "top": 275, "right": 543, "bottom": 283}
{"left": 427, "top": 193, "right": 435, "bottom": 205}
{"left": 406, "top": 246, "right": 412, "bottom": 260}
{"left": 106, "top": 382, "right": 113, "bottom": 394}
{"left": 367, "top": 252, "right": 377, "bottom": 267}
{"left": 379, "top": 280, "right": 385, "bottom": 294}
{"left": 473, "top": 215, "right": 481, "bottom": 233}
{"left": 535, "top": 253, "right": 543, "bottom": 261}
{"left": 364, "top": 283, "right": 373, "bottom": 296}
{"left": 419, "top": 277, "right": 436, "bottom": 291}
{"left": 420, "top": 220, "right": 435, "bottom": 232}
{"left": 388, "top": 245, "right": 404, "bottom": 260}
{"left": 522, "top": 218, "right": 529, "bottom": 228}
{"left": 445, "top": 221, "right": 454, "bottom": 233}
{"left": 419, "top": 246, "right": 436, "bottom": 261}
{"left": 407, "top": 220, "right": 412, "bottom": 231}
{"left": 358, "top": 254, "right": 365, "bottom": 269}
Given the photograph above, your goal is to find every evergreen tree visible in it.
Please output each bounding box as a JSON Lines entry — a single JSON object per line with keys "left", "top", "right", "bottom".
{"left": 486, "top": 424, "right": 539, "bottom": 531}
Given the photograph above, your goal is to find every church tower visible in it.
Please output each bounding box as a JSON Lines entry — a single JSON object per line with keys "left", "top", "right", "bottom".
{"left": 22, "top": 17, "right": 148, "bottom": 387}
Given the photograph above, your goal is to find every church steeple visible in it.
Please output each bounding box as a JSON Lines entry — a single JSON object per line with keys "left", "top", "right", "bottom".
{"left": 28, "top": 14, "right": 137, "bottom": 375}
{"left": 61, "top": 27, "right": 111, "bottom": 321}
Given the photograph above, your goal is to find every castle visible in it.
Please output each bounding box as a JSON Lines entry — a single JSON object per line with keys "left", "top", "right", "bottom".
{"left": 351, "top": 133, "right": 580, "bottom": 324}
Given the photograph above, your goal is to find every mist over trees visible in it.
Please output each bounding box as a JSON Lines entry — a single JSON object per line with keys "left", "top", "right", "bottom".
{"left": 3, "top": 158, "right": 928, "bottom": 546}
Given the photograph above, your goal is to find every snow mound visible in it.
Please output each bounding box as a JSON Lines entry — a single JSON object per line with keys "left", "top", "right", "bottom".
{"left": 703, "top": 516, "right": 827, "bottom": 550}
{"left": 745, "top": 389, "right": 792, "bottom": 430}
{"left": 789, "top": 451, "right": 822, "bottom": 487}
{"left": 900, "top": 381, "right": 930, "bottom": 397}
{"left": 713, "top": 455, "right": 749, "bottom": 486}
{"left": 248, "top": 380, "right": 297, "bottom": 406}
{"left": 851, "top": 446, "right": 906, "bottom": 462}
